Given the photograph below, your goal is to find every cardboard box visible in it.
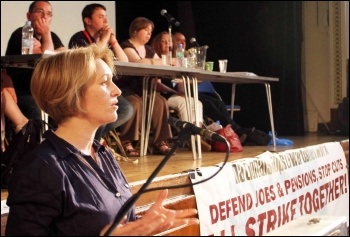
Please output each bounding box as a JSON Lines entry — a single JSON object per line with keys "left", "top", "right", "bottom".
{"left": 265, "top": 215, "right": 347, "bottom": 236}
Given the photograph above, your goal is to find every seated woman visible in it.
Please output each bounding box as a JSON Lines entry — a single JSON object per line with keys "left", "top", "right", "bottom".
{"left": 150, "top": 31, "right": 211, "bottom": 151}
{"left": 118, "top": 17, "right": 174, "bottom": 155}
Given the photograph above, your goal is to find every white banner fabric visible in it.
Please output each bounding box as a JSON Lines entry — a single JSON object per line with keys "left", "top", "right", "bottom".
{"left": 191, "top": 142, "right": 349, "bottom": 236}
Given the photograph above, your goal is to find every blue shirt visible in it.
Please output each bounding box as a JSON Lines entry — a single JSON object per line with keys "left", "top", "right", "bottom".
{"left": 6, "top": 129, "right": 136, "bottom": 236}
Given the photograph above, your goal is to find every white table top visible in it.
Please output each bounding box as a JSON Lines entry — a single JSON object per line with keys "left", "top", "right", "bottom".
{"left": 1, "top": 55, "right": 279, "bottom": 84}
{"left": 114, "top": 61, "right": 279, "bottom": 84}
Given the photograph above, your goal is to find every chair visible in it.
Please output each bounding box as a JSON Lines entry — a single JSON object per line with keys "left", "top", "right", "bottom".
{"left": 102, "top": 130, "right": 127, "bottom": 157}
{"left": 197, "top": 81, "right": 240, "bottom": 119}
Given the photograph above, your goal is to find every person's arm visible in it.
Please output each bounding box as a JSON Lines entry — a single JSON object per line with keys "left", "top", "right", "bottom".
{"left": 100, "top": 189, "right": 199, "bottom": 236}
{"left": 110, "top": 39, "right": 128, "bottom": 62}
{"left": 123, "top": 47, "right": 163, "bottom": 65}
{"left": 32, "top": 18, "right": 54, "bottom": 53}
{"left": 1, "top": 69, "right": 17, "bottom": 103}
{"left": 99, "top": 26, "right": 128, "bottom": 62}
{"left": 153, "top": 78, "right": 178, "bottom": 94}
{"left": 2, "top": 89, "right": 28, "bottom": 132}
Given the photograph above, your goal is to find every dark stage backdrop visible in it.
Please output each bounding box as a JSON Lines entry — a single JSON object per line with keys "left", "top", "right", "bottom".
{"left": 115, "top": 1, "right": 304, "bottom": 136}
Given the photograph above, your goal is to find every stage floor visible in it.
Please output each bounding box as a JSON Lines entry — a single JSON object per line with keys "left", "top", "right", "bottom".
{"left": 1, "top": 132, "right": 348, "bottom": 200}
{"left": 118, "top": 132, "right": 348, "bottom": 183}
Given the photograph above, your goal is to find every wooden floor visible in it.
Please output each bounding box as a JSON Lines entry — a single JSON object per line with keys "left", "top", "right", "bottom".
{"left": 118, "top": 132, "right": 348, "bottom": 183}
{"left": 1, "top": 132, "right": 348, "bottom": 200}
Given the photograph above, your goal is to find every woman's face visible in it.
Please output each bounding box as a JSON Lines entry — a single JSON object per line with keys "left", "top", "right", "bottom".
{"left": 82, "top": 59, "right": 121, "bottom": 126}
{"left": 134, "top": 24, "right": 153, "bottom": 45}
{"left": 160, "top": 33, "right": 170, "bottom": 55}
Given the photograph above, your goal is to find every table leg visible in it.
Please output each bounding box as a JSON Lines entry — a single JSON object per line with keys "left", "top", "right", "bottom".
{"left": 230, "top": 84, "right": 236, "bottom": 119}
{"left": 265, "top": 83, "right": 276, "bottom": 146}
{"left": 192, "top": 77, "right": 202, "bottom": 159}
{"left": 140, "top": 76, "right": 157, "bottom": 156}
{"left": 181, "top": 75, "right": 202, "bottom": 160}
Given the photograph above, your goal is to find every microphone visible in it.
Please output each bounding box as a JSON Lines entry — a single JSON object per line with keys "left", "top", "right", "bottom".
{"left": 160, "top": 9, "right": 180, "bottom": 27}
{"left": 190, "top": 37, "right": 200, "bottom": 47}
{"left": 168, "top": 117, "right": 226, "bottom": 143}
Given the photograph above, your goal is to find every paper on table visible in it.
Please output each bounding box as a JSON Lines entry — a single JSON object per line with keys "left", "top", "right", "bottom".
{"left": 227, "top": 72, "right": 258, "bottom": 77}
{"left": 1, "top": 199, "right": 9, "bottom": 214}
{"left": 42, "top": 50, "right": 57, "bottom": 57}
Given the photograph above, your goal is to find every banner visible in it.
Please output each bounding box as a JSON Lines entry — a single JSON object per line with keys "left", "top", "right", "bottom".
{"left": 191, "top": 142, "right": 349, "bottom": 236}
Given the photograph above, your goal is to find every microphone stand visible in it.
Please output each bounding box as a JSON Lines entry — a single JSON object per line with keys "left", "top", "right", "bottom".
{"left": 168, "top": 22, "right": 173, "bottom": 65}
{"left": 103, "top": 126, "right": 192, "bottom": 236}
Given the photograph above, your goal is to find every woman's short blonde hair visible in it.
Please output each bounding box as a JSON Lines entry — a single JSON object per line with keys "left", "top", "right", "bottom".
{"left": 31, "top": 44, "right": 115, "bottom": 124}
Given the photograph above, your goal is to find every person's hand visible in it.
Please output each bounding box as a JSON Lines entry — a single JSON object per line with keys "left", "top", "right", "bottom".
{"left": 99, "top": 26, "right": 115, "bottom": 46}
{"left": 32, "top": 17, "right": 51, "bottom": 36}
{"left": 100, "top": 189, "right": 199, "bottom": 236}
{"left": 33, "top": 38, "right": 42, "bottom": 49}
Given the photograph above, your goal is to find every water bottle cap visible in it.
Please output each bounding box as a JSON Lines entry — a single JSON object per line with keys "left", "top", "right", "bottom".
{"left": 178, "top": 44, "right": 182, "bottom": 48}
{"left": 26, "top": 20, "right": 31, "bottom": 25}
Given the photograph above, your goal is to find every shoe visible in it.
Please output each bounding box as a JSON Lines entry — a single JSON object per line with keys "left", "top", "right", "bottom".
{"left": 235, "top": 127, "right": 254, "bottom": 144}
{"left": 268, "top": 132, "right": 294, "bottom": 146}
{"left": 237, "top": 127, "right": 270, "bottom": 146}
{"left": 103, "top": 142, "right": 138, "bottom": 163}
{"left": 122, "top": 141, "right": 140, "bottom": 157}
{"left": 152, "top": 141, "right": 175, "bottom": 155}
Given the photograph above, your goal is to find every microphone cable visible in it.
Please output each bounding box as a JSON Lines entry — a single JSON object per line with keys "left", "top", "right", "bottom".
{"left": 103, "top": 130, "right": 230, "bottom": 236}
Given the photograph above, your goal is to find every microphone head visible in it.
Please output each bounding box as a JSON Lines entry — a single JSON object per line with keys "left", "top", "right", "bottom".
{"left": 160, "top": 9, "right": 167, "bottom": 16}
{"left": 190, "top": 37, "right": 197, "bottom": 44}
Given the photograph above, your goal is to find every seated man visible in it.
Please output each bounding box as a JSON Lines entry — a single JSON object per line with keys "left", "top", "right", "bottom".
{"left": 173, "top": 32, "right": 270, "bottom": 146}
{"left": 68, "top": 3, "right": 134, "bottom": 147}
{"left": 5, "top": 1, "right": 65, "bottom": 120}
{"left": 198, "top": 81, "right": 270, "bottom": 145}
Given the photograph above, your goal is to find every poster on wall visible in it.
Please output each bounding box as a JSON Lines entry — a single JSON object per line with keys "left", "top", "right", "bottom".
{"left": 191, "top": 142, "right": 349, "bottom": 236}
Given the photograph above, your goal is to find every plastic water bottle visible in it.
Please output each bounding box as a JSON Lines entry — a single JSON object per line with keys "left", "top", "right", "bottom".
{"left": 176, "top": 44, "right": 185, "bottom": 67}
{"left": 216, "top": 120, "right": 223, "bottom": 129}
{"left": 22, "top": 20, "right": 34, "bottom": 55}
{"left": 206, "top": 120, "right": 222, "bottom": 131}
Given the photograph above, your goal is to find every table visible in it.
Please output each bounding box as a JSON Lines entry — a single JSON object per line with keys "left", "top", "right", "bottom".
{"left": 1, "top": 55, "right": 279, "bottom": 159}
{"left": 114, "top": 61, "right": 279, "bottom": 158}
{"left": 114, "top": 61, "right": 204, "bottom": 158}
{"left": 1, "top": 54, "right": 42, "bottom": 69}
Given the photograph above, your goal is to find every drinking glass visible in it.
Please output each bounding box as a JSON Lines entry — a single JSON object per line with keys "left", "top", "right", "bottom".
{"left": 218, "top": 59, "right": 228, "bottom": 73}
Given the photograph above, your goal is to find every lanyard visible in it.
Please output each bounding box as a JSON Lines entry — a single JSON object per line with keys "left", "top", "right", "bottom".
{"left": 83, "top": 30, "right": 93, "bottom": 44}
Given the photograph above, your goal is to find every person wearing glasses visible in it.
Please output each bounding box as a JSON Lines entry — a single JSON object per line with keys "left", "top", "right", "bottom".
{"left": 5, "top": 1, "right": 65, "bottom": 121}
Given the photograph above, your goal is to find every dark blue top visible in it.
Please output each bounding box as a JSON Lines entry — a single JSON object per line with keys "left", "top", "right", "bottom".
{"left": 5, "top": 130, "right": 136, "bottom": 236}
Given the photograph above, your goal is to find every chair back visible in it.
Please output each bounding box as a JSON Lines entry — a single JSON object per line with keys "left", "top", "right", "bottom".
{"left": 198, "top": 81, "right": 216, "bottom": 94}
